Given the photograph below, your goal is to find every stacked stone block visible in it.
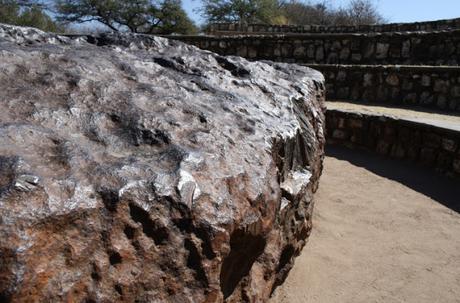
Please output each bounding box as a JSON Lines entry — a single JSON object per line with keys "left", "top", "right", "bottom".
{"left": 176, "top": 30, "right": 460, "bottom": 65}
{"left": 326, "top": 109, "right": 460, "bottom": 178}
{"left": 310, "top": 65, "right": 460, "bottom": 111}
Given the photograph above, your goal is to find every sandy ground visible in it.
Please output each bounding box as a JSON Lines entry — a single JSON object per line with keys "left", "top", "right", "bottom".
{"left": 271, "top": 146, "right": 460, "bottom": 303}
{"left": 327, "top": 101, "right": 460, "bottom": 131}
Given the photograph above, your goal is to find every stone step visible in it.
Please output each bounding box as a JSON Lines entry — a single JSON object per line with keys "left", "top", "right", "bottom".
{"left": 309, "top": 64, "right": 460, "bottom": 113}
{"left": 325, "top": 101, "right": 460, "bottom": 178}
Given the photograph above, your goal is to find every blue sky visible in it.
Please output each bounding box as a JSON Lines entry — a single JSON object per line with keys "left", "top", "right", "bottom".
{"left": 183, "top": 0, "right": 460, "bottom": 25}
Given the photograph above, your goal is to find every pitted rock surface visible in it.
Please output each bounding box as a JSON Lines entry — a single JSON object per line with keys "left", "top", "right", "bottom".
{"left": 0, "top": 24, "right": 325, "bottom": 302}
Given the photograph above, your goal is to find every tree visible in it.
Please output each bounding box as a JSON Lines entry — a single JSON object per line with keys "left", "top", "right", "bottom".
{"left": 54, "top": 0, "right": 197, "bottom": 34}
{"left": 0, "top": 0, "right": 64, "bottom": 32}
{"left": 280, "top": 0, "right": 385, "bottom": 26}
{"left": 281, "top": 0, "right": 333, "bottom": 25}
{"left": 19, "top": 6, "right": 65, "bottom": 31}
{"left": 343, "top": 0, "right": 385, "bottom": 26}
{"left": 199, "top": 0, "right": 284, "bottom": 24}
{"left": 0, "top": 0, "right": 20, "bottom": 25}
{"left": 155, "top": 0, "right": 198, "bottom": 34}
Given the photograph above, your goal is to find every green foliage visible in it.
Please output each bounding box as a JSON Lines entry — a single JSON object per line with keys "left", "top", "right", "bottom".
{"left": 199, "top": 0, "right": 385, "bottom": 26}
{"left": 200, "top": 0, "right": 283, "bottom": 24}
{"left": 281, "top": 0, "right": 386, "bottom": 26}
{"left": 0, "top": 0, "right": 63, "bottom": 32}
{"left": 0, "top": 1, "right": 20, "bottom": 24}
{"left": 18, "top": 6, "right": 64, "bottom": 31}
{"left": 281, "top": 1, "right": 332, "bottom": 25}
{"left": 54, "top": 0, "right": 197, "bottom": 34}
{"left": 155, "top": 0, "right": 198, "bottom": 34}
{"left": 344, "top": 0, "right": 386, "bottom": 26}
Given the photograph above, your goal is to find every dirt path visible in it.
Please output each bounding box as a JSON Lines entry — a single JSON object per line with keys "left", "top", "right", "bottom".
{"left": 271, "top": 147, "right": 460, "bottom": 303}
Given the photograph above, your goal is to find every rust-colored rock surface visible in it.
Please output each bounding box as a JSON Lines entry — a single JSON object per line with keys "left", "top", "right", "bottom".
{"left": 0, "top": 24, "right": 325, "bottom": 302}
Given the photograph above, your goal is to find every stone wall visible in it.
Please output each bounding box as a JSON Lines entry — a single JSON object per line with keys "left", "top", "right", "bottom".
{"left": 208, "top": 18, "right": 460, "bottom": 35}
{"left": 326, "top": 109, "right": 460, "bottom": 178}
{"left": 310, "top": 65, "right": 460, "bottom": 112}
{"left": 172, "top": 30, "right": 460, "bottom": 66}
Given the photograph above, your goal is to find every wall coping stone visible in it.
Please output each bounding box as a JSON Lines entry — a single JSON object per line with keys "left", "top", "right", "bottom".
{"left": 208, "top": 18, "right": 460, "bottom": 34}
{"left": 305, "top": 64, "right": 460, "bottom": 73}
{"left": 328, "top": 107, "right": 460, "bottom": 132}
{"left": 169, "top": 29, "right": 460, "bottom": 40}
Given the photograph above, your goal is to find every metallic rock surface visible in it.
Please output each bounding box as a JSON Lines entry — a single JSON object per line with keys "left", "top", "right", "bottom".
{"left": 0, "top": 24, "right": 325, "bottom": 302}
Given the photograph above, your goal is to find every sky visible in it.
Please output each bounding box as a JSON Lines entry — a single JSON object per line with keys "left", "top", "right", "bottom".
{"left": 183, "top": 0, "right": 460, "bottom": 25}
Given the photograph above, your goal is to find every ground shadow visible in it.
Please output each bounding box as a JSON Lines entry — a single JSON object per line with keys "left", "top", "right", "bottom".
{"left": 326, "top": 145, "right": 460, "bottom": 213}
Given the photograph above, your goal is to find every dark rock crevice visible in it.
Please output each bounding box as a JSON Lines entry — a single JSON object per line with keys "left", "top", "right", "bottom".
{"left": 0, "top": 156, "right": 18, "bottom": 195}
{"left": 215, "top": 56, "right": 251, "bottom": 78}
{"left": 219, "top": 229, "right": 266, "bottom": 299}
{"left": 184, "top": 239, "right": 209, "bottom": 288}
{"left": 128, "top": 203, "right": 169, "bottom": 246}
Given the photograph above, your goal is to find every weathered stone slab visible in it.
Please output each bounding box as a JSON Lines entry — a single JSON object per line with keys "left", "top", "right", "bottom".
{"left": 0, "top": 24, "right": 325, "bottom": 302}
